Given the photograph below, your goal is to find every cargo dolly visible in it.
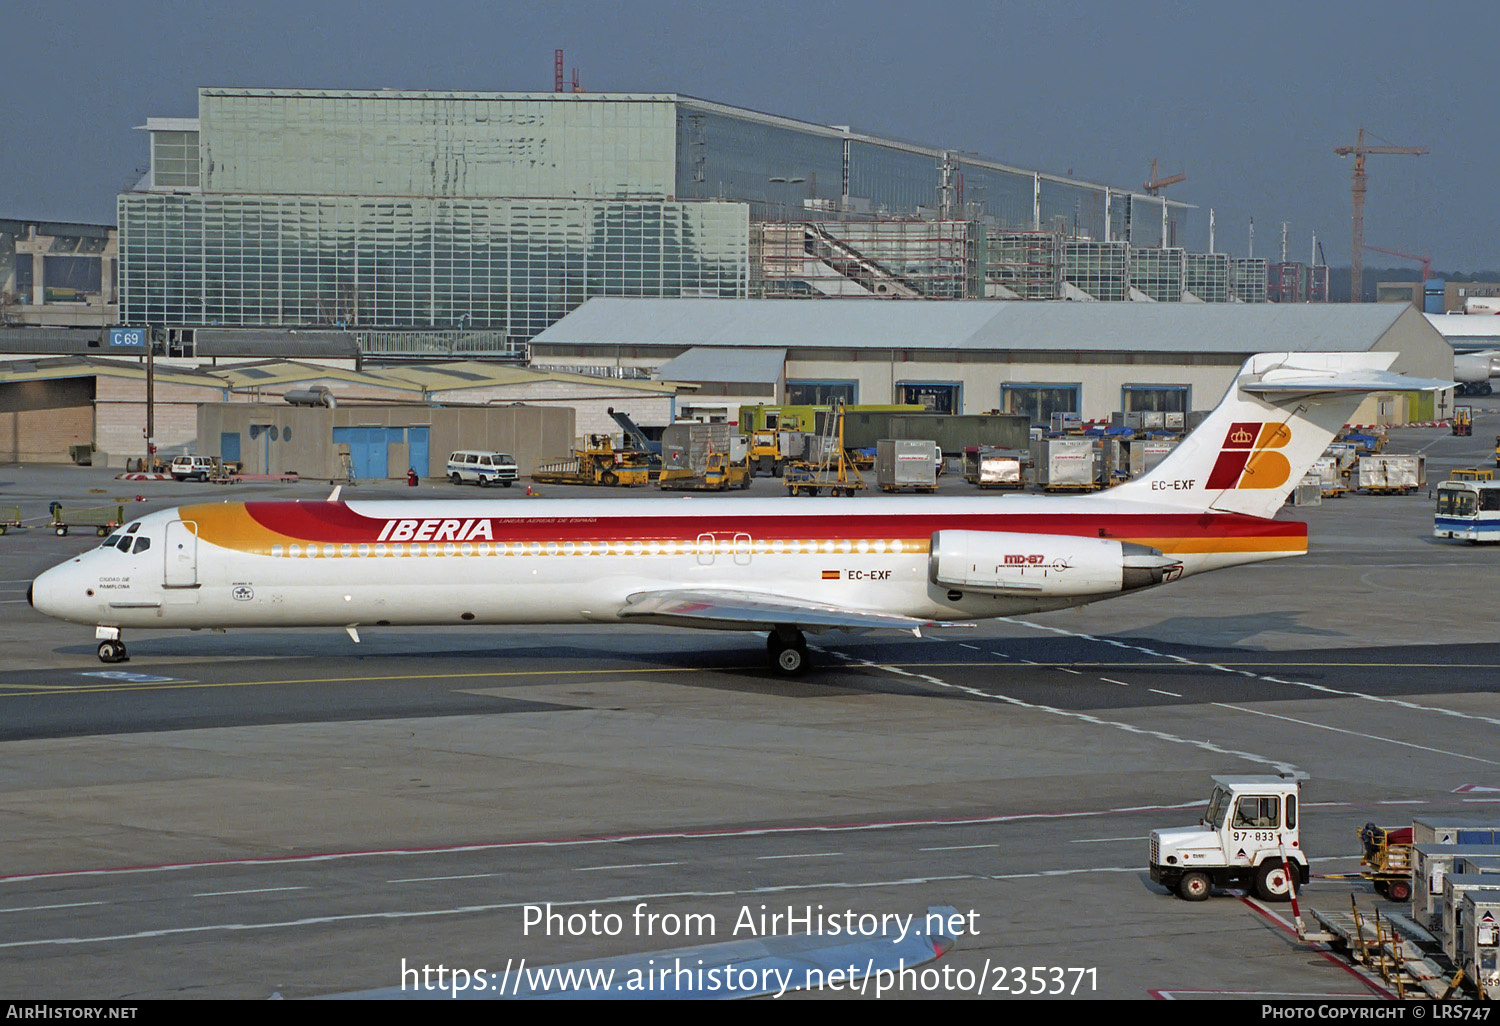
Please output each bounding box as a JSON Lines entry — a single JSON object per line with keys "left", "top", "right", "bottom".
{"left": 0, "top": 505, "right": 21, "bottom": 535}
{"left": 49, "top": 503, "right": 124, "bottom": 537}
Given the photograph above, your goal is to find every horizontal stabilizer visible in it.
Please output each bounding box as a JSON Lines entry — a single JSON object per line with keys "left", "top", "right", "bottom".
{"left": 1241, "top": 368, "right": 1454, "bottom": 397}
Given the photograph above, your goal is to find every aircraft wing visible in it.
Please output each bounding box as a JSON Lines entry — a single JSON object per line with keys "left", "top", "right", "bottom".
{"left": 618, "top": 588, "right": 964, "bottom": 637}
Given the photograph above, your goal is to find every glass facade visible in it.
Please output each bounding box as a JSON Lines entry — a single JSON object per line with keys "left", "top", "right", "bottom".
{"left": 152, "top": 131, "right": 200, "bottom": 189}
{"left": 119, "top": 89, "right": 1216, "bottom": 343}
{"left": 955, "top": 164, "right": 1036, "bottom": 231}
{"left": 675, "top": 107, "right": 844, "bottom": 218}
{"left": 200, "top": 90, "right": 676, "bottom": 200}
{"left": 1039, "top": 179, "right": 1107, "bottom": 241}
{"left": 119, "top": 195, "right": 747, "bottom": 343}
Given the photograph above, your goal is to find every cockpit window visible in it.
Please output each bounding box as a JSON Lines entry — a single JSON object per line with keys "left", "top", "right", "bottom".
{"left": 100, "top": 535, "right": 124, "bottom": 551}
{"left": 125, "top": 523, "right": 140, "bottom": 534}
{"left": 131, "top": 537, "right": 151, "bottom": 554}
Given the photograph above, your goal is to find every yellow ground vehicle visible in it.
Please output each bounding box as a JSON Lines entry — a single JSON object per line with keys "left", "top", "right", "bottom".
{"left": 531, "top": 436, "right": 653, "bottom": 487}
{"left": 783, "top": 400, "right": 865, "bottom": 497}
{"left": 1452, "top": 406, "right": 1473, "bottom": 436}
{"left": 747, "top": 429, "right": 783, "bottom": 477}
{"left": 658, "top": 451, "right": 751, "bottom": 491}
{"left": 1359, "top": 822, "right": 1414, "bottom": 902}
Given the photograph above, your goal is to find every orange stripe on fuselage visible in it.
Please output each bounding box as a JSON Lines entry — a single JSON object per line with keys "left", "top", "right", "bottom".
{"left": 175, "top": 502, "right": 1308, "bottom": 557}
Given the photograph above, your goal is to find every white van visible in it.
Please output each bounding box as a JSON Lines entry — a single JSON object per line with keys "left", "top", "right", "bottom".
{"left": 446, "top": 450, "right": 519, "bottom": 487}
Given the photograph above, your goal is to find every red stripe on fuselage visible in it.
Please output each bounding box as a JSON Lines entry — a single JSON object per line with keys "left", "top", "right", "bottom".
{"left": 241, "top": 502, "right": 1305, "bottom": 546}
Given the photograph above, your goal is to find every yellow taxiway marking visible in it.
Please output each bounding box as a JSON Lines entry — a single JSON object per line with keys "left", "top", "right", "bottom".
{"left": 1, "top": 658, "right": 1496, "bottom": 700}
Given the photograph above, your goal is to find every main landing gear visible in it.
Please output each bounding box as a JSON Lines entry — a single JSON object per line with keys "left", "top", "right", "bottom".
{"left": 96, "top": 627, "right": 129, "bottom": 664}
{"left": 767, "top": 626, "right": 809, "bottom": 676}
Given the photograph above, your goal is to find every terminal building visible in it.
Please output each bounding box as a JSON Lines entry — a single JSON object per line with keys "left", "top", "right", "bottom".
{"left": 113, "top": 87, "right": 1261, "bottom": 362}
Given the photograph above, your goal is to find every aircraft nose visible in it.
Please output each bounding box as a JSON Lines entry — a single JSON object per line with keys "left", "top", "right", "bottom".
{"left": 29, "top": 564, "right": 76, "bottom": 621}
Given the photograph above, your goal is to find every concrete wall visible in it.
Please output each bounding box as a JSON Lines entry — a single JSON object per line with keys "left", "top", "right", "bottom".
{"left": 94, "top": 376, "right": 229, "bottom": 465}
{"left": 0, "top": 379, "right": 93, "bottom": 463}
{"left": 198, "top": 404, "right": 575, "bottom": 479}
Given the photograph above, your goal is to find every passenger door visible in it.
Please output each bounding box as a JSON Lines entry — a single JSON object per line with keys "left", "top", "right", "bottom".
{"left": 163, "top": 520, "right": 199, "bottom": 588}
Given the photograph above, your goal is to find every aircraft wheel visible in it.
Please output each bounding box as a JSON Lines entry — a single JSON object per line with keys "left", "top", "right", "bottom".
{"left": 97, "top": 640, "right": 129, "bottom": 664}
{"left": 1254, "top": 861, "right": 1295, "bottom": 902}
{"left": 767, "top": 630, "right": 809, "bottom": 676}
{"left": 1176, "top": 871, "right": 1211, "bottom": 902}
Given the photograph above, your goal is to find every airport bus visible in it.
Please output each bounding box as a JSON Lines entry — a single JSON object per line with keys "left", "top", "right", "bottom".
{"left": 1434, "top": 480, "right": 1500, "bottom": 543}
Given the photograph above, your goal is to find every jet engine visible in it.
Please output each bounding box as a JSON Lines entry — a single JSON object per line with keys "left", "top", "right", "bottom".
{"left": 1454, "top": 351, "right": 1499, "bottom": 396}
{"left": 928, "top": 530, "right": 1181, "bottom": 597}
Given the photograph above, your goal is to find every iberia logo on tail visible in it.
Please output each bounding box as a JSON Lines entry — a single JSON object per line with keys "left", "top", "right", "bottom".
{"left": 1205, "top": 422, "right": 1293, "bottom": 491}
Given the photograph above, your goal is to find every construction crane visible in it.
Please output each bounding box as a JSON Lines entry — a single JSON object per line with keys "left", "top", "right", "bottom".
{"left": 1333, "top": 128, "right": 1428, "bottom": 303}
{"left": 1143, "top": 158, "right": 1186, "bottom": 196}
{"left": 1362, "top": 243, "right": 1433, "bottom": 285}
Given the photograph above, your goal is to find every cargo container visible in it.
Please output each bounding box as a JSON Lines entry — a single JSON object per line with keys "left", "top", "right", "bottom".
{"left": 1291, "top": 474, "right": 1322, "bottom": 506}
{"left": 1049, "top": 411, "right": 1082, "bottom": 434}
{"left": 1413, "top": 817, "right": 1500, "bottom": 847}
{"left": 1414, "top": 844, "right": 1500, "bottom": 928}
{"left": 1455, "top": 891, "right": 1500, "bottom": 992}
{"left": 875, "top": 439, "right": 939, "bottom": 493}
{"left": 1358, "top": 454, "right": 1425, "bottom": 494}
{"left": 1308, "top": 456, "right": 1345, "bottom": 497}
{"left": 1441, "top": 875, "right": 1500, "bottom": 960}
{"left": 1031, "top": 437, "right": 1097, "bottom": 490}
{"left": 964, "top": 447, "right": 1025, "bottom": 489}
{"left": 657, "top": 423, "right": 751, "bottom": 490}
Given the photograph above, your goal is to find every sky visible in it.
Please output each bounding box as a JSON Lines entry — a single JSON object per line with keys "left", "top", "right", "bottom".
{"left": 3, "top": 0, "right": 1494, "bottom": 271}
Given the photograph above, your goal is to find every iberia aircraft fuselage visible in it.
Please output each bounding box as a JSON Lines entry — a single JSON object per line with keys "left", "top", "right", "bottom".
{"left": 29, "top": 492, "right": 1298, "bottom": 672}
{"left": 28, "top": 351, "right": 1448, "bottom": 674}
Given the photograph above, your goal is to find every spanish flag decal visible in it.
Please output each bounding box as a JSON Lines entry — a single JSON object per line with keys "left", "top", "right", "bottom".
{"left": 822, "top": 570, "right": 841, "bottom": 580}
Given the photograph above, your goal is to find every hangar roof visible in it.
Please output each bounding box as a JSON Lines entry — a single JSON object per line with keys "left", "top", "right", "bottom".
{"left": 656, "top": 347, "right": 786, "bottom": 385}
{"left": 0, "top": 356, "right": 225, "bottom": 389}
{"left": 368, "top": 361, "right": 678, "bottom": 394}
{"left": 534, "top": 298, "right": 1425, "bottom": 355}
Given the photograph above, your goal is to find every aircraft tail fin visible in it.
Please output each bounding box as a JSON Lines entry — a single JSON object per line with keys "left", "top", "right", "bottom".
{"left": 1109, "top": 352, "right": 1452, "bottom": 520}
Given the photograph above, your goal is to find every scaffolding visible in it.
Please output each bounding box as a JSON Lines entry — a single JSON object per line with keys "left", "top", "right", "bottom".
{"left": 1183, "top": 252, "right": 1231, "bottom": 303}
{"left": 1062, "top": 241, "right": 1129, "bottom": 301}
{"left": 756, "top": 220, "right": 983, "bottom": 299}
{"left": 1268, "top": 262, "right": 1307, "bottom": 303}
{"left": 987, "top": 232, "right": 1061, "bottom": 300}
{"left": 1129, "top": 247, "right": 1185, "bottom": 302}
{"left": 1307, "top": 264, "right": 1330, "bottom": 303}
{"left": 1231, "top": 257, "right": 1269, "bottom": 303}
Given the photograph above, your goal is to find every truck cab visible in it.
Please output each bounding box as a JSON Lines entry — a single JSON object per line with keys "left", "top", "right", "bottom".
{"left": 1149, "top": 772, "right": 1310, "bottom": 902}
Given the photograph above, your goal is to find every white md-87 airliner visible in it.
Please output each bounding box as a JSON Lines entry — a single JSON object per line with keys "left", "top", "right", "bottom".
{"left": 29, "top": 352, "right": 1445, "bottom": 674}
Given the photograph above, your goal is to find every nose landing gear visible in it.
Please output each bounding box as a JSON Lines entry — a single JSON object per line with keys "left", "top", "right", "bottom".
{"left": 95, "top": 627, "right": 129, "bottom": 664}
{"left": 97, "top": 640, "right": 129, "bottom": 663}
